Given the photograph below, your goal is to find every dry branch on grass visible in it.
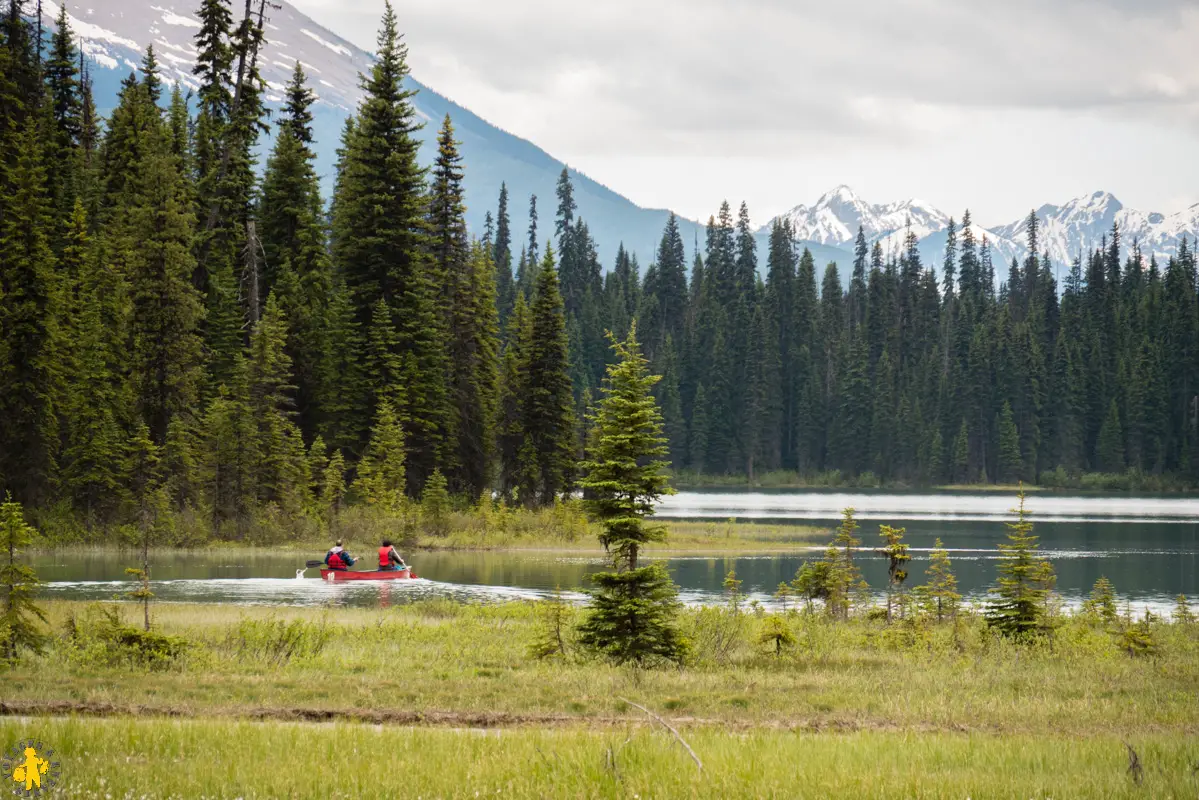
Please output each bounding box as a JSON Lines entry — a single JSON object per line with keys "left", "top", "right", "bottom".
{"left": 1124, "top": 741, "right": 1143, "bottom": 785}
{"left": 619, "top": 697, "right": 702, "bottom": 772}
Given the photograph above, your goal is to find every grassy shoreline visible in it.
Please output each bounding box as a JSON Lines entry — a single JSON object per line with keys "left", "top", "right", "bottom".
{"left": 5, "top": 600, "right": 1195, "bottom": 735}
{"left": 28, "top": 519, "right": 828, "bottom": 555}
{"left": 3, "top": 600, "right": 1195, "bottom": 797}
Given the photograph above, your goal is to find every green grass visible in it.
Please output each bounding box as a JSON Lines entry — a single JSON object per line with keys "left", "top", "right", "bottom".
{"left": 29, "top": 517, "right": 826, "bottom": 555}
{"left": 2, "top": 717, "right": 1194, "bottom": 799}
{"left": 5, "top": 600, "right": 1197, "bottom": 738}
{"left": 4, "top": 600, "right": 1197, "bottom": 797}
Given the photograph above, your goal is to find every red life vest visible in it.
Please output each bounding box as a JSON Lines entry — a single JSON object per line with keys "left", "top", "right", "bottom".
{"left": 327, "top": 551, "right": 347, "bottom": 569}
{"left": 378, "top": 546, "right": 392, "bottom": 568}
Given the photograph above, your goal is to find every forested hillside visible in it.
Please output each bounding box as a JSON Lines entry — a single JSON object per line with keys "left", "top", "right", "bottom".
{"left": 1, "top": 0, "right": 1197, "bottom": 543}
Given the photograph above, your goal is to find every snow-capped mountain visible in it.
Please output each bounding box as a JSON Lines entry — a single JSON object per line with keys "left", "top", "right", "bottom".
{"left": 764, "top": 186, "right": 1199, "bottom": 274}
{"left": 763, "top": 185, "right": 1024, "bottom": 268}
{"left": 991, "top": 191, "right": 1199, "bottom": 267}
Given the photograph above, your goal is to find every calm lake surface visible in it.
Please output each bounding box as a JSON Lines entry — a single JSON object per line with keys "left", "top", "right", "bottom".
{"left": 33, "top": 491, "right": 1198, "bottom": 612}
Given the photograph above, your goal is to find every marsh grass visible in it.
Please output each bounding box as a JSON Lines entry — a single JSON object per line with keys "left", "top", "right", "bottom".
{"left": 4, "top": 600, "right": 1197, "bottom": 739}
{"left": 6, "top": 716, "right": 1196, "bottom": 799}
{"left": 29, "top": 516, "right": 824, "bottom": 555}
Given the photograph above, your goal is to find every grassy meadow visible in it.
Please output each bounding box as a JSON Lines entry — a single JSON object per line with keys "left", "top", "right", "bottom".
{"left": 1, "top": 597, "right": 1197, "bottom": 797}
{"left": 4, "top": 716, "right": 1194, "bottom": 799}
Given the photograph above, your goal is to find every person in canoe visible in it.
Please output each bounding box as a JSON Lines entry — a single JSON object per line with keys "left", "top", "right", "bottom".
{"left": 324, "top": 540, "right": 355, "bottom": 571}
{"left": 378, "top": 539, "right": 408, "bottom": 572}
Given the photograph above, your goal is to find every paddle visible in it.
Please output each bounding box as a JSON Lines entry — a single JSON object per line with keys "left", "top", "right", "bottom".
{"left": 304, "top": 560, "right": 324, "bottom": 569}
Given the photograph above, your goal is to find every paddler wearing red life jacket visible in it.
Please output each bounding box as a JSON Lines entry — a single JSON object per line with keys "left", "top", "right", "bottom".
{"left": 378, "top": 539, "right": 407, "bottom": 572}
{"left": 324, "top": 540, "right": 355, "bottom": 570}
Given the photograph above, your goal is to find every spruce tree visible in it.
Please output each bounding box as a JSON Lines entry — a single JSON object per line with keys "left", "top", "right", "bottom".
{"left": 915, "top": 538, "right": 960, "bottom": 621}
{"left": 0, "top": 107, "right": 63, "bottom": 504}
{"left": 0, "top": 494, "right": 48, "bottom": 661}
{"left": 127, "top": 120, "right": 205, "bottom": 445}
{"left": 522, "top": 245, "right": 575, "bottom": 505}
{"left": 985, "top": 487, "right": 1055, "bottom": 638}
{"left": 43, "top": 2, "right": 84, "bottom": 220}
{"left": 577, "top": 326, "right": 685, "bottom": 666}
{"left": 876, "top": 524, "right": 910, "bottom": 621}
{"left": 997, "top": 400, "right": 1023, "bottom": 483}
{"left": 493, "top": 182, "right": 515, "bottom": 328}
{"left": 1096, "top": 398, "right": 1125, "bottom": 473}
{"left": 332, "top": 2, "right": 447, "bottom": 493}
{"left": 353, "top": 397, "right": 406, "bottom": 512}
{"left": 498, "top": 294, "right": 532, "bottom": 501}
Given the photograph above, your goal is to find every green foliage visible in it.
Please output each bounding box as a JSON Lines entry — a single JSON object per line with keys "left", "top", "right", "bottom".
{"left": 985, "top": 488, "right": 1056, "bottom": 638}
{"left": 420, "top": 468, "right": 451, "bottom": 536}
{"left": 757, "top": 614, "right": 795, "bottom": 655}
{"left": 0, "top": 495, "right": 48, "bottom": 660}
{"left": 64, "top": 605, "right": 188, "bottom": 670}
{"left": 226, "top": 615, "right": 331, "bottom": 665}
{"left": 1173, "top": 594, "right": 1193, "bottom": 624}
{"left": 353, "top": 399, "right": 407, "bottom": 511}
{"left": 914, "top": 538, "right": 960, "bottom": 621}
{"left": 520, "top": 246, "right": 576, "bottom": 506}
{"left": 579, "top": 325, "right": 673, "bottom": 566}
{"left": 876, "top": 524, "right": 910, "bottom": 621}
{"left": 791, "top": 560, "right": 833, "bottom": 610}
{"left": 825, "top": 508, "right": 866, "bottom": 619}
{"left": 528, "top": 589, "right": 575, "bottom": 661}
{"left": 332, "top": 1, "right": 447, "bottom": 494}
{"left": 579, "top": 326, "right": 683, "bottom": 666}
{"left": 1082, "top": 576, "right": 1118, "bottom": 624}
{"left": 577, "top": 562, "right": 688, "bottom": 667}
{"left": 1116, "top": 606, "right": 1158, "bottom": 658}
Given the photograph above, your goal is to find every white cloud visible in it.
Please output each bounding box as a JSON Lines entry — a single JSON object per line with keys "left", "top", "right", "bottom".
{"left": 289, "top": 0, "right": 1199, "bottom": 224}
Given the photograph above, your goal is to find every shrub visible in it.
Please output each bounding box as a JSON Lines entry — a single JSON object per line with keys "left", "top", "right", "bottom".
{"left": 757, "top": 614, "right": 795, "bottom": 656}
{"left": 226, "top": 616, "right": 332, "bottom": 665}
{"left": 64, "top": 606, "right": 189, "bottom": 670}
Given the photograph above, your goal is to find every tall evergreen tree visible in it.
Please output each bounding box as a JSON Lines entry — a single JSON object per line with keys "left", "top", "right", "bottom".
{"left": 332, "top": 1, "right": 448, "bottom": 493}
{"left": 520, "top": 246, "right": 576, "bottom": 505}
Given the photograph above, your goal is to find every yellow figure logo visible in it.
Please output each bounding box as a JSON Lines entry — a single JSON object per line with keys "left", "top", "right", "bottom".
{"left": 2, "top": 739, "right": 60, "bottom": 796}
{"left": 11, "top": 746, "right": 48, "bottom": 791}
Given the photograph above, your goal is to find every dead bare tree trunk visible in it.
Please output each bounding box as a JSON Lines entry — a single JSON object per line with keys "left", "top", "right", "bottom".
{"left": 243, "top": 220, "right": 263, "bottom": 328}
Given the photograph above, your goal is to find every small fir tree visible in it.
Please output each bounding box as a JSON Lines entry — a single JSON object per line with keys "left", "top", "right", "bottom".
{"left": 353, "top": 398, "right": 406, "bottom": 511}
{"left": 0, "top": 495, "right": 48, "bottom": 661}
{"left": 826, "top": 508, "right": 865, "bottom": 619}
{"left": 1173, "top": 594, "right": 1194, "bottom": 625}
{"left": 420, "top": 468, "right": 451, "bottom": 536}
{"left": 528, "top": 587, "right": 574, "bottom": 660}
{"left": 915, "top": 538, "right": 960, "bottom": 621}
{"left": 1082, "top": 576, "right": 1118, "bottom": 623}
{"left": 985, "top": 487, "right": 1056, "bottom": 638}
{"left": 758, "top": 615, "right": 795, "bottom": 656}
{"left": 791, "top": 561, "right": 832, "bottom": 612}
{"left": 876, "top": 524, "right": 910, "bottom": 622}
{"left": 576, "top": 326, "right": 685, "bottom": 666}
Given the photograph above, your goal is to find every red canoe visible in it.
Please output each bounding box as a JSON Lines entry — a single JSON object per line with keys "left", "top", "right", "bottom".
{"left": 319, "top": 568, "right": 419, "bottom": 581}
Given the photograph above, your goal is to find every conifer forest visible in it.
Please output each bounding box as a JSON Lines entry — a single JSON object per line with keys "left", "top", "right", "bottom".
{"left": 2, "top": 0, "right": 1199, "bottom": 541}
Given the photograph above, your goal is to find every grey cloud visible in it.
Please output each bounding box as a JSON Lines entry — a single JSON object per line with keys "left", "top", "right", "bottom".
{"left": 293, "top": 0, "right": 1199, "bottom": 155}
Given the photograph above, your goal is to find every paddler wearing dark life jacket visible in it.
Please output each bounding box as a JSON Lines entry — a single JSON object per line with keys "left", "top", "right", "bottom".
{"left": 324, "top": 540, "right": 355, "bottom": 570}
{"left": 378, "top": 539, "right": 407, "bottom": 571}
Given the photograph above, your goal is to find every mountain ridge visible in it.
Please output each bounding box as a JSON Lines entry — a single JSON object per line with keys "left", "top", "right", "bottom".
{"left": 764, "top": 185, "right": 1199, "bottom": 274}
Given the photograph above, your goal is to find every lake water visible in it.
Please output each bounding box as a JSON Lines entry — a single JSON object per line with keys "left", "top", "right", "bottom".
{"left": 31, "top": 491, "right": 1199, "bottom": 613}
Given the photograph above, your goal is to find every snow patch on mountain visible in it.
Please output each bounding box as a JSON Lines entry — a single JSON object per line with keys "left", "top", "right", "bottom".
{"left": 300, "top": 28, "right": 351, "bottom": 58}
{"left": 150, "top": 5, "right": 200, "bottom": 28}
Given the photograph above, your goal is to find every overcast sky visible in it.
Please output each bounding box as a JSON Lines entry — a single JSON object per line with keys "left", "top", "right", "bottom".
{"left": 290, "top": 0, "right": 1199, "bottom": 227}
